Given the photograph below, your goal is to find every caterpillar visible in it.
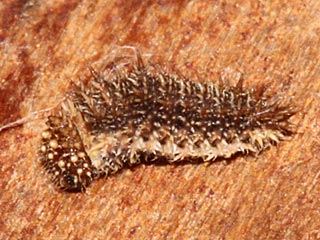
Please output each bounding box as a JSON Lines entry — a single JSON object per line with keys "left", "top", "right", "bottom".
{"left": 5, "top": 54, "right": 296, "bottom": 192}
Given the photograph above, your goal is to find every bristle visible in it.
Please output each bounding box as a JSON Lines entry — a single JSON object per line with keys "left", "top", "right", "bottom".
{"left": 39, "top": 59, "right": 295, "bottom": 192}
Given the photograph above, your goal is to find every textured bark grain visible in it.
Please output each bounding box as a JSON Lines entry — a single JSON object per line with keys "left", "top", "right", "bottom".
{"left": 0, "top": 1, "right": 319, "bottom": 239}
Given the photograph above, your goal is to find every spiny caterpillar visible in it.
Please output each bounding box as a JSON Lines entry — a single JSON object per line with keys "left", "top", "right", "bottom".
{"left": 8, "top": 54, "right": 296, "bottom": 192}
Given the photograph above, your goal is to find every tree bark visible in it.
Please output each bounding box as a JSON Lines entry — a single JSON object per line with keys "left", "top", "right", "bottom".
{"left": 0, "top": 1, "right": 319, "bottom": 239}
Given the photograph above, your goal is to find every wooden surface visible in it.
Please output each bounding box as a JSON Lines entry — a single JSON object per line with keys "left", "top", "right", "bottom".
{"left": 0, "top": 1, "right": 319, "bottom": 239}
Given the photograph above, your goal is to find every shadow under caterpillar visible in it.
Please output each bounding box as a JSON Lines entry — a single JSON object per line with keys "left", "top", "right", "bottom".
{"left": 37, "top": 54, "right": 296, "bottom": 192}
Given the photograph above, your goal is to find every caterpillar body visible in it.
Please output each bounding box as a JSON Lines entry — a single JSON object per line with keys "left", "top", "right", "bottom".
{"left": 38, "top": 56, "right": 295, "bottom": 192}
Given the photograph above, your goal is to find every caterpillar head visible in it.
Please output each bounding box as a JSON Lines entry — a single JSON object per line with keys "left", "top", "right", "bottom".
{"left": 39, "top": 114, "right": 96, "bottom": 192}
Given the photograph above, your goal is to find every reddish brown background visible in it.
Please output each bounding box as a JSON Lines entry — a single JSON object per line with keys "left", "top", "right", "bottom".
{"left": 0, "top": 1, "right": 319, "bottom": 239}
